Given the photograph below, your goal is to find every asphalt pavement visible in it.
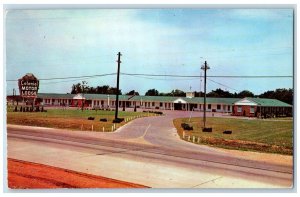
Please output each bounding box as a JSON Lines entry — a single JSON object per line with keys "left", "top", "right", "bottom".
{"left": 6, "top": 110, "right": 293, "bottom": 188}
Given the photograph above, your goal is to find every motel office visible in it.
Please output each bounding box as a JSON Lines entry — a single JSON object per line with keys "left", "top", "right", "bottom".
{"left": 36, "top": 92, "right": 292, "bottom": 117}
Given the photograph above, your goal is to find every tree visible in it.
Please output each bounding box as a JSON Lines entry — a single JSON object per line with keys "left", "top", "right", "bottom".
{"left": 207, "top": 88, "right": 234, "bottom": 98}
{"left": 95, "top": 85, "right": 109, "bottom": 94}
{"left": 71, "top": 83, "right": 82, "bottom": 94}
{"left": 237, "top": 90, "right": 254, "bottom": 98}
{"left": 71, "top": 81, "right": 89, "bottom": 94}
{"left": 126, "top": 90, "right": 139, "bottom": 96}
{"left": 145, "top": 89, "right": 159, "bottom": 96}
{"left": 171, "top": 89, "right": 186, "bottom": 97}
{"left": 206, "top": 91, "right": 219, "bottom": 97}
{"left": 259, "top": 88, "right": 293, "bottom": 105}
{"left": 70, "top": 84, "right": 122, "bottom": 95}
{"left": 108, "top": 87, "right": 122, "bottom": 95}
{"left": 194, "top": 91, "right": 204, "bottom": 97}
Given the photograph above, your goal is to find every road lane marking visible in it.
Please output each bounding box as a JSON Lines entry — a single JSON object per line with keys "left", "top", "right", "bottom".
{"left": 141, "top": 124, "right": 151, "bottom": 138}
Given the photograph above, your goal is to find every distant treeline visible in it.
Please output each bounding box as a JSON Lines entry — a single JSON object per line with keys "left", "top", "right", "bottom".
{"left": 70, "top": 82, "right": 293, "bottom": 105}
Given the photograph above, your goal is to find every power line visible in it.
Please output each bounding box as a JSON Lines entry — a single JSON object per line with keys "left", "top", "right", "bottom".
{"left": 6, "top": 73, "right": 116, "bottom": 82}
{"left": 207, "top": 78, "right": 240, "bottom": 92}
{"left": 121, "top": 73, "right": 292, "bottom": 78}
{"left": 125, "top": 75, "right": 195, "bottom": 81}
{"left": 6, "top": 72, "right": 293, "bottom": 82}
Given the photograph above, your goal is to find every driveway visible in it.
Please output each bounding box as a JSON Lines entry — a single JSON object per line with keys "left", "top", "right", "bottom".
{"left": 6, "top": 110, "right": 293, "bottom": 188}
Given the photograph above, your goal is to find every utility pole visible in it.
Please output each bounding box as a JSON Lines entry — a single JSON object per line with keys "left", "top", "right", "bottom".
{"left": 81, "top": 81, "right": 87, "bottom": 111}
{"left": 13, "top": 88, "right": 15, "bottom": 106}
{"left": 201, "top": 61, "right": 210, "bottom": 128}
{"left": 115, "top": 52, "right": 121, "bottom": 120}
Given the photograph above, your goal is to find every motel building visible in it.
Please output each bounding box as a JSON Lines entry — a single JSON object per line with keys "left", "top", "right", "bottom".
{"left": 31, "top": 91, "right": 292, "bottom": 118}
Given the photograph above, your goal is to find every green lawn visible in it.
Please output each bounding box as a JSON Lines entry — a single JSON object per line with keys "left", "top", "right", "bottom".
{"left": 174, "top": 117, "right": 293, "bottom": 155}
{"left": 7, "top": 108, "right": 156, "bottom": 132}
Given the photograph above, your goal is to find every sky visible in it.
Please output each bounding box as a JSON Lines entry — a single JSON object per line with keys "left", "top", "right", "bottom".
{"left": 5, "top": 9, "right": 294, "bottom": 95}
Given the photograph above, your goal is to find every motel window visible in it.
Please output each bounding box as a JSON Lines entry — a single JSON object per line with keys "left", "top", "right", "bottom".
{"left": 228, "top": 105, "right": 230, "bottom": 111}
{"left": 112, "top": 101, "right": 115, "bottom": 106}
{"left": 217, "top": 105, "right": 221, "bottom": 110}
{"left": 160, "top": 102, "right": 163, "bottom": 107}
{"left": 237, "top": 106, "right": 242, "bottom": 113}
{"left": 250, "top": 106, "right": 255, "bottom": 114}
{"left": 152, "top": 102, "right": 155, "bottom": 106}
{"left": 208, "top": 104, "right": 211, "bottom": 109}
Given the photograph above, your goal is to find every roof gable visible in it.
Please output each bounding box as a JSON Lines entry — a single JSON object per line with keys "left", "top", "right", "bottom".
{"left": 173, "top": 98, "right": 187, "bottom": 104}
{"left": 234, "top": 98, "right": 258, "bottom": 106}
{"left": 73, "top": 94, "right": 85, "bottom": 100}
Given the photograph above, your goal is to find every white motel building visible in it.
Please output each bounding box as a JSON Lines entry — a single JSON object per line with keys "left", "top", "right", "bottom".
{"left": 35, "top": 92, "right": 292, "bottom": 117}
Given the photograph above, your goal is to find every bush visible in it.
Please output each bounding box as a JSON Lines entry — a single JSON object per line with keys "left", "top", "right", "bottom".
{"left": 100, "top": 118, "right": 107, "bottom": 122}
{"left": 143, "top": 110, "right": 163, "bottom": 115}
{"left": 113, "top": 118, "right": 124, "bottom": 123}
{"left": 181, "top": 123, "right": 193, "bottom": 130}
{"left": 223, "top": 130, "right": 232, "bottom": 134}
{"left": 88, "top": 117, "right": 95, "bottom": 120}
{"left": 202, "top": 127, "right": 213, "bottom": 132}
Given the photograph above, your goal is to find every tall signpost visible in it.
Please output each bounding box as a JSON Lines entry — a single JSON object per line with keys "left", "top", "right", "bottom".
{"left": 201, "top": 61, "right": 210, "bottom": 129}
{"left": 114, "top": 52, "right": 122, "bottom": 121}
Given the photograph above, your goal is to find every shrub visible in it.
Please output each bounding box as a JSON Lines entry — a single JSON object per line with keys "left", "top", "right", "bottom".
{"left": 181, "top": 123, "right": 193, "bottom": 130}
{"left": 202, "top": 128, "right": 212, "bottom": 132}
{"left": 100, "top": 118, "right": 107, "bottom": 122}
{"left": 113, "top": 118, "right": 124, "bottom": 123}
{"left": 223, "top": 130, "right": 232, "bottom": 134}
{"left": 88, "top": 117, "right": 95, "bottom": 120}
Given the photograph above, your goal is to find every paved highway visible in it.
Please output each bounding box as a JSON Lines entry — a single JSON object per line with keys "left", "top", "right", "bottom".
{"left": 7, "top": 111, "right": 293, "bottom": 188}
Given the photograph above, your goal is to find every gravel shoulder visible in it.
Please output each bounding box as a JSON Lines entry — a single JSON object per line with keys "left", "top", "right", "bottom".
{"left": 7, "top": 158, "right": 148, "bottom": 189}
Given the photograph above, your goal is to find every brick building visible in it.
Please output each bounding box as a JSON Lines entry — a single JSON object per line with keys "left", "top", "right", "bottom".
{"left": 233, "top": 97, "right": 292, "bottom": 117}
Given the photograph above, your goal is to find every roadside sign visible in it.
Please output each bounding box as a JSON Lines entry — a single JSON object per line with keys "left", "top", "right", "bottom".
{"left": 18, "top": 73, "right": 39, "bottom": 98}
